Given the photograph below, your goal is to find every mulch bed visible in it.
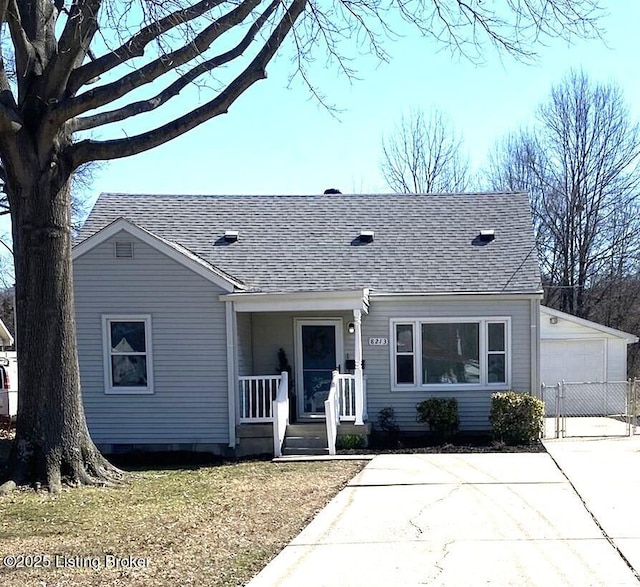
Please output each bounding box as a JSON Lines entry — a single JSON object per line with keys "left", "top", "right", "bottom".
{"left": 339, "top": 433, "right": 546, "bottom": 455}
{"left": 339, "top": 443, "right": 546, "bottom": 455}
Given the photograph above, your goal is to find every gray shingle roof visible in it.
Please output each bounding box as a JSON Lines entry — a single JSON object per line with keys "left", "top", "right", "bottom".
{"left": 77, "top": 192, "right": 543, "bottom": 295}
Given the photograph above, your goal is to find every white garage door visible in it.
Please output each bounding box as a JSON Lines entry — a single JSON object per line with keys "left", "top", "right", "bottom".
{"left": 540, "top": 339, "right": 605, "bottom": 385}
{"left": 541, "top": 339, "right": 612, "bottom": 416}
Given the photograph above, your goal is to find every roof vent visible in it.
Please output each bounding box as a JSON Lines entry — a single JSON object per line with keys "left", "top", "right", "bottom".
{"left": 114, "top": 241, "right": 134, "bottom": 258}
{"left": 324, "top": 188, "right": 342, "bottom": 194}
{"left": 224, "top": 230, "right": 239, "bottom": 243}
{"left": 479, "top": 229, "right": 495, "bottom": 243}
{"left": 359, "top": 229, "right": 375, "bottom": 243}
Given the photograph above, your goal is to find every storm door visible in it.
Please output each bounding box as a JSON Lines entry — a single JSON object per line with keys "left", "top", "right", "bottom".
{"left": 295, "top": 320, "right": 343, "bottom": 418}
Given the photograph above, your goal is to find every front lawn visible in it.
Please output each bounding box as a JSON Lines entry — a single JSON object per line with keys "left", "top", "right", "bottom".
{"left": 0, "top": 457, "right": 363, "bottom": 586}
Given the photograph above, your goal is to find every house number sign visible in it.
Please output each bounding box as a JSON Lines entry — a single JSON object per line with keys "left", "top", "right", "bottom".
{"left": 368, "top": 337, "right": 388, "bottom": 346}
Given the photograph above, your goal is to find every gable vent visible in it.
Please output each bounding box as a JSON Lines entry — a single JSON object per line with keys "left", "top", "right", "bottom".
{"left": 224, "top": 230, "right": 239, "bottom": 242}
{"left": 114, "top": 241, "right": 134, "bottom": 258}
{"left": 359, "top": 229, "right": 375, "bottom": 243}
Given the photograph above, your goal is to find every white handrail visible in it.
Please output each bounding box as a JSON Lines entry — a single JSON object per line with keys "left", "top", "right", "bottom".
{"left": 324, "top": 370, "right": 340, "bottom": 456}
{"left": 272, "top": 371, "right": 289, "bottom": 457}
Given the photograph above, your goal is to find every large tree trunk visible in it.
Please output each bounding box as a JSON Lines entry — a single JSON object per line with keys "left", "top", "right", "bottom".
{"left": 0, "top": 166, "right": 123, "bottom": 494}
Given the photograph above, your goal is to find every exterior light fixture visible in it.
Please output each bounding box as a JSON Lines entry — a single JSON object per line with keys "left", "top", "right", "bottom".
{"left": 347, "top": 322, "right": 355, "bottom": 334}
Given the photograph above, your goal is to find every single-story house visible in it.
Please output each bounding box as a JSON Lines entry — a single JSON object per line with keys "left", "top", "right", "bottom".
{"left": 73, "top": 192, "right": 543, "bottom": 455}
{"left": 540, "top": 306, "right": 638, "bottom": 416}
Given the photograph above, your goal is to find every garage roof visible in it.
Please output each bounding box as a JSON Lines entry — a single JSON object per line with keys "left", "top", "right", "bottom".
{"left": 541, "top": 306, "right": 639, "bottom": 344}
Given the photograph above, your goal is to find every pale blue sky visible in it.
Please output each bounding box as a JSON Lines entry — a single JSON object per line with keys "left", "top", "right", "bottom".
{"left": 84, "top": 3, "right": 640, "bottom": 202}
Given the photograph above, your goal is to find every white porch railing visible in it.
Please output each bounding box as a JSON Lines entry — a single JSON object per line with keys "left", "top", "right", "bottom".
{"left": 325, "top": 370, "right": 341, "bottom": 456}
{"left": 272, "top": 372, "right": 289, "bottom": 457}
{"left": 337, "top": 374, "right": 356, "bottom": 421}
{"left": 239, "top": 375, "right": 281, "bottom": 423}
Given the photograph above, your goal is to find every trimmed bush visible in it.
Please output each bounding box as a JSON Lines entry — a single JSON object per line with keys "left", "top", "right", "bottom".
{"left": 489, "top": 391, "right": 544, "bottom": 445}
{"left": 416, "top": 398, "right": 459, "bottom": 442}
{"left": 336, "top": 434, "right": 365, "bottom": 450}
{"left": 376, "top": 407, "right": 400, "bottom": 445}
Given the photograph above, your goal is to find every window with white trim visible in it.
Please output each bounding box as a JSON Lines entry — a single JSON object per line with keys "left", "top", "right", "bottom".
{"left": 395, "top": 324, "right": 415, "bottom": 384}
{"left": 391, "top": 318, "right": 510, "bottom": 389}
{"left": 102, "top": 315, "right": 153, "bottom": 394}
{"left": 487, "top": 322, "right": 507, "bottom": 383}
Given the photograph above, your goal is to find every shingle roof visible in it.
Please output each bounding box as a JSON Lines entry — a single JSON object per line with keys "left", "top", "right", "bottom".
{"left": 77, "top": 192, "right": 543, "bottom": 295}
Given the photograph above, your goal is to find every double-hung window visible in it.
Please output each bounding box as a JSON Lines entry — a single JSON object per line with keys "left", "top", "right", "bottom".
{"left": 102, "top": 315, "right": 154, "bottom": 394}
{"left": 391, "top": 318, "right": 510, "bottom": 390}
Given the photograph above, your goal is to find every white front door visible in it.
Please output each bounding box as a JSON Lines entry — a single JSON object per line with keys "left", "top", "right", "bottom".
{"left": 295, "top": 319, "right": 343, "bottom": 418}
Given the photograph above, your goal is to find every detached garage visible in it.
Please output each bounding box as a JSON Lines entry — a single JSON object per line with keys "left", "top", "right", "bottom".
{"left": 540, "top": 306, "right": 638, "bottom": 416}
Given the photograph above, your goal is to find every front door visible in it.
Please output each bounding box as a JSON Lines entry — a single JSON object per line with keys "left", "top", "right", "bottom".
{"left": 295, "top": 319, "right": 343, "bottom": 418}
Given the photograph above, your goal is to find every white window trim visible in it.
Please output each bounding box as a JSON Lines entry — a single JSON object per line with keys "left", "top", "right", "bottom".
{"left": 390, "top": 317, "right": 511, "bottom": 392}
{"left": 102, "top": 314, "right": 154, "bottom": 395}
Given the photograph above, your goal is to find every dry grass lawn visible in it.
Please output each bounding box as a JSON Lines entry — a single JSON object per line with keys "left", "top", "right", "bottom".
{"left": 0, "top": 458, "right": 364, "bottom": 586}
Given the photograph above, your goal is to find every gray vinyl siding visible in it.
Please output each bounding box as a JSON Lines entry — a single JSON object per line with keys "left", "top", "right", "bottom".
{"left": 362, "top": 298, "right": 534, "bottom": 432}
{"left": 249, "top": 311, "right": 354, "bottom": 376}
{"left": 74, "top": 231, "right": 229, "bottom": 445}
{"left": 236, "top": 313, "right": 253, "bottom": 376}
{"left": 251, "top": 313, "right": 295, "bottom": 376}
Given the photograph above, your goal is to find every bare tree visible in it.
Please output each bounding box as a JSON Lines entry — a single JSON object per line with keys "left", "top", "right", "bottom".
{"left": 381, "top": 109, "right": 470, "bottom": 193}
{"left": 0, "top": 1, "right": 603, "bottom": 493}
{"left": 486, "top": 70, "right": 640, "bottom": 319}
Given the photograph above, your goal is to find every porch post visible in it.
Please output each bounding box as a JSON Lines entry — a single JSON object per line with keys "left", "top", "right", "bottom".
{"left": 225, "top": 301, "right": 238, "bottom": 448}
{"left": 353, "top": 309, "right": 364, "bottom": 425}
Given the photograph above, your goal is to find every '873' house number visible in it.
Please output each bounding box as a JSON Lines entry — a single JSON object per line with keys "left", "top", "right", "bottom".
{"left": 368, "top": 337, "right": 388, "bottom": 346}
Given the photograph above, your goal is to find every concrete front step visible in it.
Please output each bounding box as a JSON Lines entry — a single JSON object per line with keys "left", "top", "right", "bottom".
{"left": 285, "top": 436, "right": 328, "bottom": 449}
{"left": 281, "top": 446, "right": 330, "bottom": 456}
{"left": 286, "top": 423, "right": 327, "bottom": 436}
{"left": 283, "top": 423, "right": 329, "bottom": 455}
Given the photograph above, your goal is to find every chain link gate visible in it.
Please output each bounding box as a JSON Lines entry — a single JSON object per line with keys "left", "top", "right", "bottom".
{"left": 632, "top": 379, "right": 639, "bottom": 435}
{"left": 543, "top": 379, "right": 638, "bottom": 439}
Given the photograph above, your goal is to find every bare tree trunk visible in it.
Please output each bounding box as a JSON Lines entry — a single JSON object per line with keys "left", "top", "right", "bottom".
{"left": 0, "top": 166, "right": 123, "bottom": 494}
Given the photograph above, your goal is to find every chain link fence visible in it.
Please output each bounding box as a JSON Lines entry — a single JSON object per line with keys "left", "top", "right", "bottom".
{"left": 543, "top": 379, "right": 638, "bottom": 439}
{"left": 632, "top": 379, "right": 639, "bottom": 436}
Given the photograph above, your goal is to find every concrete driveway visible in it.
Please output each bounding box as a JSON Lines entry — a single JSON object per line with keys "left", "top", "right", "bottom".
{"left": 249, "top": 448, "right": 640, "bottom": 586}
{"left": 544, "top": 436, "right": 640, "bottom": 579}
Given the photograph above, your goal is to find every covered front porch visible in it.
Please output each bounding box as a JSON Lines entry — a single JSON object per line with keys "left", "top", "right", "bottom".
{"left": 221, "top": 290, "right": 371, "bottom": 456}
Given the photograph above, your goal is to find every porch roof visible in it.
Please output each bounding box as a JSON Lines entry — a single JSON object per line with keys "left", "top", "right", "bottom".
{"left": 77, "top": 192, "right": 543, "bottom": 296}
{"left": 221, "top": 289, "right": 370, "bottom": 312}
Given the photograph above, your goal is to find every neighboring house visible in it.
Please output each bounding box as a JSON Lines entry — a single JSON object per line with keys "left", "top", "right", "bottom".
{"left": 72, "top": 192, "right": 543, "bottom": 455}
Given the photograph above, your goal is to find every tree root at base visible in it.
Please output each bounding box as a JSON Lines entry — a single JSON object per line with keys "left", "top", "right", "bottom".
{"left": 1, "top": 451, "right": 128, "bottom": 495}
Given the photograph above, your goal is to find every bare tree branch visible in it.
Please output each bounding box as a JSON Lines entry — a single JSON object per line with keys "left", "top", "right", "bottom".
{"left": 67, "top": 0, "right": 227, "bottom": 95}
{"left": 381, "top": 108, "right": 469, "bottom": 193}
{"left": 54, "top": 0, "right": 266, "bottom": 126}
{"left": 42, "top": 0, "right": 103, "bottom": 99}
{"left": 68, "top": 0, "right": 282, "bottom": 133}
{"left": 69, "top": 0, "right": 308, "bottom": 165}
{"left": 5, "top": 0, "right": 35, "bottom": 90}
